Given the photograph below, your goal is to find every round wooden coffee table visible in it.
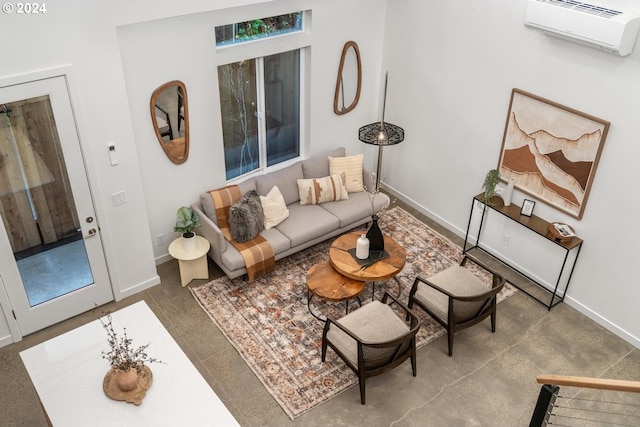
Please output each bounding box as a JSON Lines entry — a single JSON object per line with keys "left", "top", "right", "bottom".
{"left": 306, "top": 260, "right": 365, "bottom": 320}
{"left": 329, "top": 231, "right": 406, "bottom": 298}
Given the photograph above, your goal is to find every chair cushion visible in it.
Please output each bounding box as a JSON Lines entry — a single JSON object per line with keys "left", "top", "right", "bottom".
{"left": 326, "top": 301, "right": 409, "bottom": 367}
{"left": 413, "top": 266, "right": 488, "bottom": 322}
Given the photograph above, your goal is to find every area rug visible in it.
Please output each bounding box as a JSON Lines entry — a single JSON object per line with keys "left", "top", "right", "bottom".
{"left": 190, "top": 207, "right": 516, "bottom": 420}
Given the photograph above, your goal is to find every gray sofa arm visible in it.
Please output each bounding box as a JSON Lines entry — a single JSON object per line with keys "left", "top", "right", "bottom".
{"left": 192, "top": 204, "right": 226, "bottom": 263}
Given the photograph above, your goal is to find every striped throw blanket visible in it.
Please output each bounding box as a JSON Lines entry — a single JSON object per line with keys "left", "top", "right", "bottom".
{"left": 208, "top": 185, "right": 275, "bottom": 282}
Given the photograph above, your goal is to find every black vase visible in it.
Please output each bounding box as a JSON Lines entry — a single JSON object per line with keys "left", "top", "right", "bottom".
{"left": 366, "top": 217, "right": 385, "bottom": 253}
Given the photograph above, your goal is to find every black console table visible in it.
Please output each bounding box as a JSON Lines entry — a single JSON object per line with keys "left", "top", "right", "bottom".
{"left": 463, "top": 193, "right": 583, "bottom": 310}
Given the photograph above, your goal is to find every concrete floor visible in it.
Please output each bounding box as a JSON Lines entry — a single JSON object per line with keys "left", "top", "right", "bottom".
{"left": 1, "top": 205, "right": 638, "bottom": 426}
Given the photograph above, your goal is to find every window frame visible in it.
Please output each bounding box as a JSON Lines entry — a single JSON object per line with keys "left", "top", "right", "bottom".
{"left": 215, "top": 11, "right": 311, "bottom": 183}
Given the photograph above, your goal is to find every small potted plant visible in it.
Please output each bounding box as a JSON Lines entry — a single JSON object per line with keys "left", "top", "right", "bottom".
{"left": 174, "top": 206, "right": 201, "bottom": 251}
{"left": 482, "top": 169, "right": 501, "bottom": 205}
{"left": 100, "top": 314, "right": 163, "bottom": 392}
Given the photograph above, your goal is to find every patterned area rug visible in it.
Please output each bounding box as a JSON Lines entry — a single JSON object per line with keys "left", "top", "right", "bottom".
{"left": 190, "top": 207, "right": 516, "bottom": 420}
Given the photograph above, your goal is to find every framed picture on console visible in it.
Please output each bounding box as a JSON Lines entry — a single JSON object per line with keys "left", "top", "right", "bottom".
{"left": 521, "top": 199, "right": 535, "bottom": 217}
{"left": 497, "top": 89, "right": 609, "bottom": 220}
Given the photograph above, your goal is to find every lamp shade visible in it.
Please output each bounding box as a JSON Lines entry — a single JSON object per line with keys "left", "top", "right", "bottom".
{"left": 358, "top": 122, "right": 404, "bottom": 146}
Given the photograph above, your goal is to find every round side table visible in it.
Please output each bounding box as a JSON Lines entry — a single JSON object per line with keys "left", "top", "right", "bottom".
{"left": 329, "top": 231, "right": 406, "bottom": 299}
{"left": 168, "top": 236, "right": 210, "bottom": 287}
{"left": 306, "top": 260, "right": 365, "bottom": 320}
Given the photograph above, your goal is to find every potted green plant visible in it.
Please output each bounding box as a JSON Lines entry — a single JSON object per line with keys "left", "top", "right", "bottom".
{"left": 174, "top": 206, "right": 201, "bottom": 251}
{"left": 482, "top": 169, "right": 501, "bottom": 205}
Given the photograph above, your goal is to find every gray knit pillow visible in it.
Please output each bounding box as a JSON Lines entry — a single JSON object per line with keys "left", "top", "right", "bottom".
{"left": 228, "top": 190, "right": 265, "bottom": 243}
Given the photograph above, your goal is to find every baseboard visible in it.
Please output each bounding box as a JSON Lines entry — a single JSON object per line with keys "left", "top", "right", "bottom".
{"left": 0, "top": 333, "right": 15, "bottom": 348}
{"left": 565, "top": 296, "right": 640, "bottom": 348}
{"left": 382, "top": 184, "right": 465, "bottom": 237}
{"left": 115, "top": 275, "right": 161, "bottom": 301}
{"left": 385, "top": 185, "right": 640, "bottom": 349}
{"left": 155, "top": 253, "right": 173, "bottom": 265}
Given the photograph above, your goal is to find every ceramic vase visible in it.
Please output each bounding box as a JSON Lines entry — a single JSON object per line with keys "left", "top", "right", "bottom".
{"left": 356, "top": 234, "right": 370, "bottom": 259}
{"left": 182, "top": 232, "right": 196, "bottom": 252}
{"left": 115, "top": 368, "right": 139, "bottom": 392}
{"left": 501, "top": 179, "right": 515, "bottom": 207}
{"left": 366, "top": 217, "right": 385, "bottom": 252}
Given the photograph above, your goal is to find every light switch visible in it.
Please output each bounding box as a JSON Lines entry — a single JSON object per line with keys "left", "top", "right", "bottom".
{"left": 107, "top": 143, "right": 119, "bottom": 166}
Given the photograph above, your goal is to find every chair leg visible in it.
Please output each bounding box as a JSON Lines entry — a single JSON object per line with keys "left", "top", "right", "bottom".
{"left": 321, "top": 339, "right": 328, "bottom": 362}
{"left": 359, "top": 375, "right": 366, "bottom": 405}
{"left": 411, "top": 347, "right": 417, "bottom": 377}
{"left": 447, "top": 330, "right": 454, "bottom": 357}
{"left": 491, "top": 307, "right": 497, "bottom": 333}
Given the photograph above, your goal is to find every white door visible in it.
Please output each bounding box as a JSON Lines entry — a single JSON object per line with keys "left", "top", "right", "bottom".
{"left": 0, "top": 75, "right": 112, "bottom": 336}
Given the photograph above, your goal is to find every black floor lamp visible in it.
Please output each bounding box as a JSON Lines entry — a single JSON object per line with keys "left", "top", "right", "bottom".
{"left": 358, "top": 71, "right": 404, "bottom": 192}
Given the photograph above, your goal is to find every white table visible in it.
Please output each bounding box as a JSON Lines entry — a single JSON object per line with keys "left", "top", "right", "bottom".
{"left": 168, "top": 236, "right": 210, "bottom": 286}
{"left": 20, "top": 301, "right": 239, "bottom": 427}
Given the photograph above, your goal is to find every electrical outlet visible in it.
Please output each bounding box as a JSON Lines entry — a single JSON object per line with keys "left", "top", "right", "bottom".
{"left": 111, "top": 191, "right": 126, "bottom": 206}
{"left": 157, "top": 234, "right": 166, "bottom": 247}
{"left": 501, "top": 234, "right": 510, "bottom": 246}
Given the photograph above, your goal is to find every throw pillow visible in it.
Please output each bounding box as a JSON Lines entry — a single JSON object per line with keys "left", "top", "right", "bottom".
{"left": 228, "top": 190, "right": 265, "bottom": 243}
{"left": 329, "top": 153, "right": 364, "bottom": 192}
{"left": 297, "top": 173, "right": 349, "bottom": 205}
{"left": 260, "top": 185, "right": 289, "bottom": 230}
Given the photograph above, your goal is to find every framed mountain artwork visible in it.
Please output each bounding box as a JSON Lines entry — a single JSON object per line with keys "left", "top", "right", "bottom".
{"left": 497, "top": 89, "right": 609, "bottom": 219}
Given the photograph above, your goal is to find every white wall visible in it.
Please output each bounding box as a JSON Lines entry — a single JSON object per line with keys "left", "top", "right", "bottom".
{"left": 381, "top": 0, "right": 640, "bottom": 346}
{"left": 0, "top": 0, "right": 386, "bottom": 345}
{"left": 116, "top": 0, "right": 386, "bottom": 262}
{"left": 2, "top": 0, "right": 636, "bottom": 351}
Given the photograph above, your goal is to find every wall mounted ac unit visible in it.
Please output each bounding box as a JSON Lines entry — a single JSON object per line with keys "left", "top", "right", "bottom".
{"left": 525, "top": 0, "right": 640, "bottom": 56}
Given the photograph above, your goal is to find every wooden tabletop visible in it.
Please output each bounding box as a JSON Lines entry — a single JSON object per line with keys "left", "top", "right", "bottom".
{"left": 329, "top": 231, "right": 406, "bottom": 282}
{"left": 306, "top": 260, "right": 365, "bottom": 302}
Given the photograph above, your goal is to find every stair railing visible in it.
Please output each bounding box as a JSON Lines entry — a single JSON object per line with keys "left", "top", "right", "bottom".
{"left": 530, "top": 374, "right": 640, "bottom": 427}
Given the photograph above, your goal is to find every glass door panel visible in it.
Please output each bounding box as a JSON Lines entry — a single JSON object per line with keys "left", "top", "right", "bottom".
{"left": 0, "top": 74, "right": 112, "bottom": 336}
{"left": 1, "top": 96, "right": 94, "bottom": 307}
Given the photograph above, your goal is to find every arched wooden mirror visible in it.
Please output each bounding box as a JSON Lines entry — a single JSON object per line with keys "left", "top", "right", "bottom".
{"left": 333, "top": 41, "right": 362, "bottom": 115}
{"left": 150, "top": 80, "right": 189, "bottom": 164}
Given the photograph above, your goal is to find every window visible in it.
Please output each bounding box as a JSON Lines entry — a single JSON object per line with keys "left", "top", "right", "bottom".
{"left": 215, "top": 12, "right": 303, "bottom": 46}
{"left": 216, "top": 12, "right": 305, "bottom": 180}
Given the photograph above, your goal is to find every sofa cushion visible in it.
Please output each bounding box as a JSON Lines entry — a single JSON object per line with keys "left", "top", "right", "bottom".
{"left": 255, "top": 162, "right": 303, "bottom": 205}
{"left": 220, "top": 228, "right": 291, "bottom": 271}
{"left": 275, "top": 203, "right": 340, "bottom": 247}
{"left": 297, "top": 174, "right": 348, "bottom": 205}
{"left": 228, "top": 190, "right": 264, "bottom": 243}
{"left": 260, "top": 185, "right": 289, "bottom": 230}
{"left": 301, "top": 147, "right": 346, "bottom": 178}
{"left": 321, "top": 191, "right": 391, "bottom": 228}
{"left": 200, "top": 179, "right": 256, "bottom": 226}
{"left": 329, "top": 153, "right": 364, "bottom": 193}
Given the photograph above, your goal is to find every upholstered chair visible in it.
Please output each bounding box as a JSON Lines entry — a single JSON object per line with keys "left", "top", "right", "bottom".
{"left": 408, "top": 255, "right": 505, "bottom": 356}
{"left": 321, "top": 292, "right": 420, "bottom": 404}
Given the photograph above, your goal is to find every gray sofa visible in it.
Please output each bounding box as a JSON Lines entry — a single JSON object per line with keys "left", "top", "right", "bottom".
{"left": 192, "top": 147, "right": 390, "bottom": 279}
